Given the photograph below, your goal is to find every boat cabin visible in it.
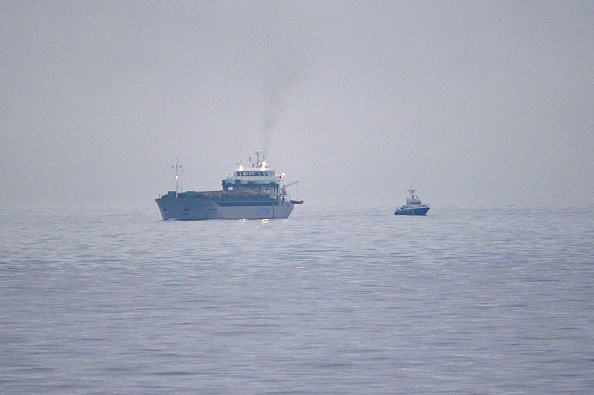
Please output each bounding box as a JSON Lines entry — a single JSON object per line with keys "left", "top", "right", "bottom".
{"left": 222, "top": 150, "right": 283, "bottom": 198}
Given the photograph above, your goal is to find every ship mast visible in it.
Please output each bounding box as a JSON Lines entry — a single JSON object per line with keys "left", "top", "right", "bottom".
{"left": 250, "top": 149, "right": 266, "bottom": 168}
{"left": 172, "top": 157, "right": 183, "bottom": 196}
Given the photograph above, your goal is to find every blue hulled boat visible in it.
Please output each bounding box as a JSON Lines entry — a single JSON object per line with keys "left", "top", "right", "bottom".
{"left": 394, "top": 187, "right": 430, "bottom": 216}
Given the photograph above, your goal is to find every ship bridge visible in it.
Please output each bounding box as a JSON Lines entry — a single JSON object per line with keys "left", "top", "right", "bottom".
{"left": 221, "top": 150, "right": 283, "bottom": 198}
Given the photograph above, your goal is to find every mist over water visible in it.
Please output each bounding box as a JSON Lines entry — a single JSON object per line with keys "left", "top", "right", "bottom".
{"left": 1, "top": 206, "right": 592, "bottom": 393}
{"left": 2, "top": 2, "right": 592, "bottom": 209}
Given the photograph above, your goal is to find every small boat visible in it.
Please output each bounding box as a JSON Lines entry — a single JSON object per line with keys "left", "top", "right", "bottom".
{"left": 394, "top": 187, "right": 430, "bottom": 216}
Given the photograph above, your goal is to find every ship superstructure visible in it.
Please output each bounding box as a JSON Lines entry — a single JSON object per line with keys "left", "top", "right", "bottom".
{"left": 156, "top": 150, "right": 299, "bottom": 220}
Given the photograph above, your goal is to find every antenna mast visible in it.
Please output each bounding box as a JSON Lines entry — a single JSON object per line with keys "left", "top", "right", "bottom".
{"left": 173, "top": 157, "right": 183, "bottom": 195}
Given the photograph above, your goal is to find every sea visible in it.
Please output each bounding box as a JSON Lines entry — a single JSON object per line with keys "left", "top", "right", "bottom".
{"left": 1, "top": 205, "right": 593, "bottom": 394}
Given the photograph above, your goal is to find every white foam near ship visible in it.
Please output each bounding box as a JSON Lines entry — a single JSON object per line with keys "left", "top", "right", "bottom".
{"left": 156, "top": 150, "right": 301, "bottom": 220}
{"left": 394, "top": 187, "right": 430, "bottom": 216}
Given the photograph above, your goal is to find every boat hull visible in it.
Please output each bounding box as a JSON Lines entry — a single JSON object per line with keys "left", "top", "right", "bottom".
{"left": 394, "top": 207, "right": 430, "bottom": 216}
{"left": 155, "top": 196, "right": 294, "bottom": 220}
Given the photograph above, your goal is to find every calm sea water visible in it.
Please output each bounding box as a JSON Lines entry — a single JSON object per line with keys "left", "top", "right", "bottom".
{"left": 1, "top": 205, "right": 593, "bottom": 394}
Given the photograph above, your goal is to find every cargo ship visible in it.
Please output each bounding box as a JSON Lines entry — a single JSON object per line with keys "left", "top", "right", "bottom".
{"left": 156, "top": 150, "right": 300, "bottom": 220}
{"left": 394, "top": 187, "right": 430, "bottom": 216}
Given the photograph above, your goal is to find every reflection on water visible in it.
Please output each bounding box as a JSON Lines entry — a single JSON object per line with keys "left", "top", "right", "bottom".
{"left": 1, "top": 206, "right": 593, "bottom": 393}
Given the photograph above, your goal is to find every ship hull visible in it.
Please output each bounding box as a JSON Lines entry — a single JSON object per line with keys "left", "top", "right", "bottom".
{"left": 155, "top": 196, "right": 294, "bottom": 220}
{"left": 394, "top": 207, "right": 430, "bottom": 216}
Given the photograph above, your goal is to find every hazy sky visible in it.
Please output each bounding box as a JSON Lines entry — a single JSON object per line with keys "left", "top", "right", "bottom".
{"left": 1, "top": 1, "right": 593, "bottom": 209}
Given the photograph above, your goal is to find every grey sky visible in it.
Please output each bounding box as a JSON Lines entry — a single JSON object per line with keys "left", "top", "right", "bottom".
{"left": 1, "top": 1, "right": 592, "bottom": 209}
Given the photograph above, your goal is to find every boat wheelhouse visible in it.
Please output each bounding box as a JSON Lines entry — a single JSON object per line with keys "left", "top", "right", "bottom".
{"left": 222, "top": 149, "right": 283, "bottom": 198}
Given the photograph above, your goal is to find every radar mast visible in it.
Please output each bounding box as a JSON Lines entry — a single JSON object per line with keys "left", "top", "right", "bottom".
{"left": 172, "top": 157, "right": 183, "bottom": 195}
